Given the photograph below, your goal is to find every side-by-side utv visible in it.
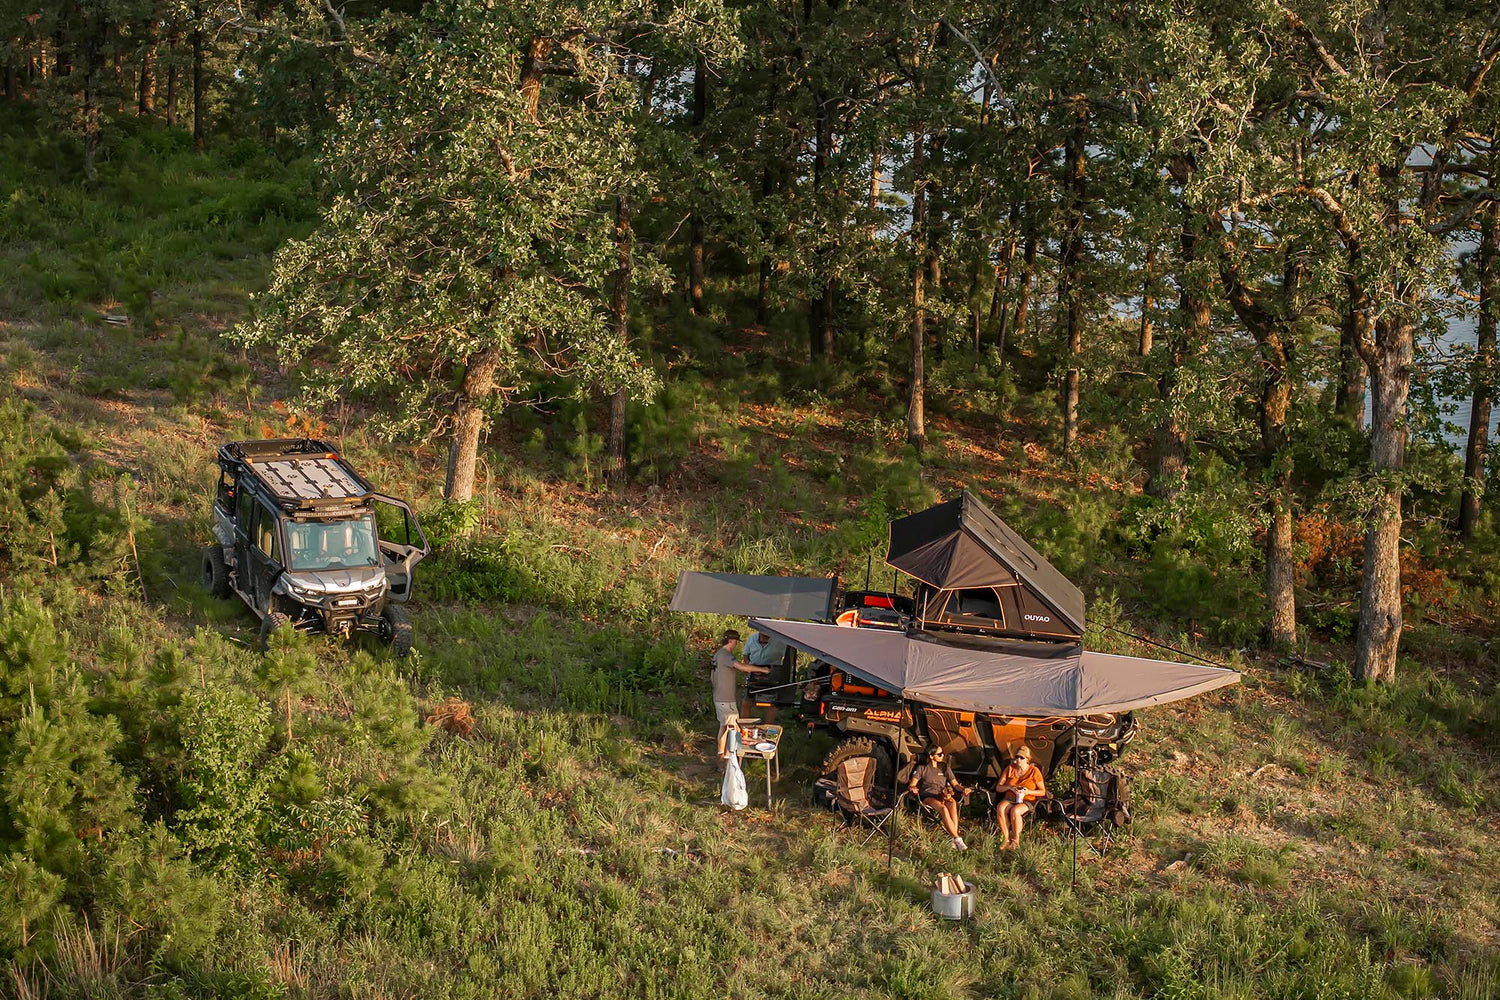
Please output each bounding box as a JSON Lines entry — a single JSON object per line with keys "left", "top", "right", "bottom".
{"left": 203, "top": 439, "right": 429, "bottom": 655}
{"left": 669, "top": 491, "right": 1139, "bottom": 791}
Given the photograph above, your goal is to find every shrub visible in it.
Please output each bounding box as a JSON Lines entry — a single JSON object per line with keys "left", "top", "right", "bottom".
{"left": 168, "top": 687, "right": 275, "bottom": 867}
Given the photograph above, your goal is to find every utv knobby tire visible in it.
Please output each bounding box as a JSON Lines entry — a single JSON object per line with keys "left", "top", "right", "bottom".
{"left": 201, "top": 545, "right": 230, "bottom": 599}
{"left": 821, "top": 736, "right": 896, "bottom": 791}
{"left": 381, "top": 605, "right": 413, "bottom": 658}
{"left": 259, "top": 610, "right": 292, "bottom": 652}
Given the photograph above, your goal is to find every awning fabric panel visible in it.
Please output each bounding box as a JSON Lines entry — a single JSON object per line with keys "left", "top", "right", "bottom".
{"left": 749, "top": 618, "right": 1239, "bottom": 717}
{"left": 669, "top": 572, "right": 837, "bottom": 620}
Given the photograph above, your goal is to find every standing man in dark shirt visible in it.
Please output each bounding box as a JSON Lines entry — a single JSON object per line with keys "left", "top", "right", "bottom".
{"left": 713, "top": 629, "right": 768, "bottom": 726}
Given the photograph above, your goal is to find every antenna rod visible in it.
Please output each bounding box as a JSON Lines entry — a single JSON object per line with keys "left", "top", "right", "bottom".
{"left": 864, "top": 552, "right": 872, "bottom": 590}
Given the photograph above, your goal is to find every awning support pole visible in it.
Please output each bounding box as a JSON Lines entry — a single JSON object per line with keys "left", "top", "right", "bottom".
{"left": 1070, "top": 720, "right": 1080, "bottom": 890}
{"left": 887, "top": 703, "right": 901, "bottom": 875}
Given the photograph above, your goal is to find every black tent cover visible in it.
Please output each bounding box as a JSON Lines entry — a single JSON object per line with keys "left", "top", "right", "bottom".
{"left": 886, "top": 491, "right": 1085, "bottom": 635}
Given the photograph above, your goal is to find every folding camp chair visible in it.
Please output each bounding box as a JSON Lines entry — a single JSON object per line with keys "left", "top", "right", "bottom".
{"left": 897, "top": 786, "right": 989, "bottom": 823}
{"left": 1054, "top": 766, "right": 1130, "bottom": 855}
{"left": 822, "top": 756, "right": 895, "bottom": 847}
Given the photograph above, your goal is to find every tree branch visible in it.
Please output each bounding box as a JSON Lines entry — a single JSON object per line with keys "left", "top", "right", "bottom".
{"left": 1275, "top": 2, "right": 1349, "bottom": 77}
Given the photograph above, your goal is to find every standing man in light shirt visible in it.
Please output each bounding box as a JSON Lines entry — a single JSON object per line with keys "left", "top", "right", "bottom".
{"left": 713, "top": 629, "right": 768, "bottom": 726}
{"left": 741, "top": 625, "right": 788, "bottom": 719}
{"left": 742, "top": 626, "right": 786, "bottom": 670}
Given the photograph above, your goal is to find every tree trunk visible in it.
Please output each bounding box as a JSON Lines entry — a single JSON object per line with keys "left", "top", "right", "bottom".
{"left": 1059, "top": 104, "right": 1087, "bottom": 455}
{"left": 1335, "top": 277, "right": 1367, "bottom": 428}
{"left": 819, "top": 280, "right": 835, "bottom": 358}
{"left": 1148, "top": 183, "right": 1204, "bottom": 500}
{"left": 1459, "top": 197, "right": 1497, "bottom": 537}
{"left": 1354, "top": 318, "right": 1409, "bottom": 684}
{"left": 688, "top": 53, "right": 708, "bottom": 316}
{"left": 113, "top": 50, "right": 124, "bottom": 112}
{"left": 688, "top": 218, "right": 706, "bottom": 315}
{"left": 607, "top": 195, "right": 633, "bottom": 487}
{"left": 1265, "top": 496, "right": 1296, "bottom": 644}
{"left": 991, "top": 204, "right": 1018, "bottom": 357}
{"left": 138, "top": 44, "right": 156, "bottom": 112}
{"left": 756, "top": 256, "right": 772, "bottom": 327}
{"left": 192, "top": 2, "right": 205, "bottom": 149}
{"left": 808, "top": 75, "right": 832, "bottom": 358}
{"left": 908, "top": 120, "right": 927, "bottom": 457}
{"left": 1261, "top": 335, "right": 1296, "bottom": 646}
{"left": 83, "top": 19, "right": 102, "bottom": 182}
{"left": 138, "top": 30, "right": 156, "bottom": 114}
{"left": 1138, "top": 248, "right": 1155, "bottom": 356}
{"left": 925, "top": 129, "right": 946, "bottom": 365}
{"left": 1218, "top": 244, "right": 1301, "bottom": 648}
{"left": 445, "top": 347, "right": 504, "bottom": 503}
{"left": 165, "top": 28, "right": 179, "bottom": 125}
{"left": 1012, "top": 229, "right": 1036, "bottom": 348}
{"left": 519, "top": 36, "right": 554, "bottom": 119}
{"left": 756, "top": 166, "right": 774, "bottom": 327}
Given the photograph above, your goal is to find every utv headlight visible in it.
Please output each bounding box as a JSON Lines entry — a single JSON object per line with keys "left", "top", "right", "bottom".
{"left": 281, "top": 579, "right": 319, "bottom": 600}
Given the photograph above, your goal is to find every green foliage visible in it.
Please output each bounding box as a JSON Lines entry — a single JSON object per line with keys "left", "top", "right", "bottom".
{"left": 168, "top": 686, "right": 274, "bottom": 866}
{"left": 420, "top": 500, "right": 485, "bottom": 549}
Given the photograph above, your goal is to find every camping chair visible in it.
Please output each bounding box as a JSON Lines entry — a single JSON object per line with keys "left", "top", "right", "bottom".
{"left": 1053, "top": 766, "right": 1130, "bottom": 854}
{"left": 821, "top": 756, "right": 895, "bottom": 847}
{"left": 896, "top": 765, "right": 993, "bottom": 843}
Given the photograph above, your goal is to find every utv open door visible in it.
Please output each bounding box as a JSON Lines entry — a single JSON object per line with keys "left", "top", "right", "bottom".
{"left": 371, "top": 493, "right": 430, "bottom": 603}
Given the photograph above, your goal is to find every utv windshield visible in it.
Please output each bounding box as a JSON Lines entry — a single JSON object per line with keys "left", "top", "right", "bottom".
{"left": 285, "top": 516, "right": 379, "bottom": 571}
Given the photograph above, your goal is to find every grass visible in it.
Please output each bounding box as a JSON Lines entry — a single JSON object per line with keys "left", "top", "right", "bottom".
{"left": 2, "top": 117, "right": 1498, "bottom": 999}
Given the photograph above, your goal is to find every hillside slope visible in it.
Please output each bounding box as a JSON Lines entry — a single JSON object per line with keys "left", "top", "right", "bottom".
{"left": 0, "top": 121, "right": 1497, "bottom": 1000}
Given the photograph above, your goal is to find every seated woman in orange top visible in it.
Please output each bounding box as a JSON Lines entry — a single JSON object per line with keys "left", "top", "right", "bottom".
{"left": 994, "top": 745, "right": 1046, "bottom": 850}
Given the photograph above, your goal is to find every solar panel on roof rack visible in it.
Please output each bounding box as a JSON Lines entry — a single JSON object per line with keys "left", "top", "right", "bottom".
{"left": 254, "top": 457, "right": 368, "bottom": 502}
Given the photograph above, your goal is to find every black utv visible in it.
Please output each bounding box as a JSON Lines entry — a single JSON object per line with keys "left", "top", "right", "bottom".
{"left": 202, "top": 439, "right": 429, "bottom": 655}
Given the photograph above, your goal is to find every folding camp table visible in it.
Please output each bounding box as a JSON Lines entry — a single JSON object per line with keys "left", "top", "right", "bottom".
{"left": 735, "top": 725, "right": 783, "bottom": 806}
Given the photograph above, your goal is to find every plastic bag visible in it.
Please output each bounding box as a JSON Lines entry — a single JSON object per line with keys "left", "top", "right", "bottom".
{"left": 721, "top": 753, "right": 748, "bottom": 811}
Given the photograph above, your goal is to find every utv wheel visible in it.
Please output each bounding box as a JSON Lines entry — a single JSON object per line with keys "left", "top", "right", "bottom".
{"left": 259, "top": 610, "right": 292, "bottom": 651}
{"left": 381, "top": 605, "right": 413, "bottom": 658}
{"left": 201, "top": 545, "right": 230, "bottom": 598}
{"left": 821, "top": 736, "right": 896, "bottom": 791}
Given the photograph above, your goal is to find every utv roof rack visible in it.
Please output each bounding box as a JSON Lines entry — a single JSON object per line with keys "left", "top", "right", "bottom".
{"left": 219, "top": 438, "right": 376, "bottom": 512}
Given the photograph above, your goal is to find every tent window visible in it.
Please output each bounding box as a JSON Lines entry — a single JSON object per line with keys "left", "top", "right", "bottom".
{"left": 951, "top": 588, "right": 1003, "bottom": 622}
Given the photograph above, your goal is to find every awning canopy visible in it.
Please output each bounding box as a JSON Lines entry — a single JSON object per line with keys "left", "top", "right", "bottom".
{"left": 886, "top": 491, "right": 1085, "bottom": 635}
{"left": 669, "top": 572, "right": 837, "bottom": 621}
{"left": 749, "top": 618, "right": 1239, "bottom": 717}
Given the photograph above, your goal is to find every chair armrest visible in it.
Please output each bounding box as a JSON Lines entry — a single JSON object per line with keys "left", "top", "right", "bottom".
{"left": 1033, "top": 794, "right": 1063, "bottom": 820}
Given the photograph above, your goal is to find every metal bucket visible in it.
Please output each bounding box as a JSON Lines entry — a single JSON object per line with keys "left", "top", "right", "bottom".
{"left": 930, "top": 887, "right": 975, "bottom": 920}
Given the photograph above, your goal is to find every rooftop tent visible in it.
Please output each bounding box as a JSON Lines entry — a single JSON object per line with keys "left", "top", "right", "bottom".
{"left": 886, "top": 491, "right": 1085, "bottom": 636}
{"left": 669, "top": 572, "right": 838, "bottom": 621}
{"left": 748, "top": 618, "right": 1240, "bottom": 717}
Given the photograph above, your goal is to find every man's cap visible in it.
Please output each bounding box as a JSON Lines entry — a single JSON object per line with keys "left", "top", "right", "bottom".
{"left": 721, "top": 628, "right": 741, "bottom": 644}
